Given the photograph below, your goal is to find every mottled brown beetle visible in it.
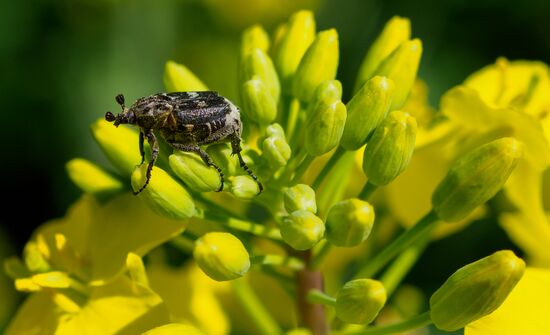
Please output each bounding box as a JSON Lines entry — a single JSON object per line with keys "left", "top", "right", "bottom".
{"left": 105, "top": 91, "right": 263, "bottom": 194}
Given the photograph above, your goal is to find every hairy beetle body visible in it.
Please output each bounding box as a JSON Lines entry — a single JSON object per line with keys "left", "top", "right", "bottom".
{"left": 105, "top": 91, "right": 262, "bottom": 194}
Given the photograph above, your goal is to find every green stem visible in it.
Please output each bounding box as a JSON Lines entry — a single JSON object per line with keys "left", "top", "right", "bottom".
{"left": 202, "top": 211, "right": 282, "bottom": 240}
{"left": 342, "top": 311, "right": 432, "bottom": 335}
{"left": 358, "top": 182, "right": 378, "bottom": 200}
{"left": 355, "top": 210, "right": 439, "bottom": 279}
{"left": 251, "top": 254, "right": 304, "bottom": 271}
{"left": 290, "top": 154, "right": 315, "bottom": 184}
{"left": 312, "top": 146, "right": 346, "bottom": 190}
{"left": 286, "top": 98, "right": 302, "bottom": 143}
{"left": 169, "top": 235, "right": 195, "bottom": 253}
{"left": 311, "top": 240, "right": 332, "bottom": 269}
{"left": 280, "top": 146, "right": 308, "bottom": 183}
{"left": 379, "top": 235, "right": 430, "bottom": 296}
{"left": 307, "top": 289, "right": 336, "bottom": 306}
{"left": 233, "top": 278, "right": 283, "bottom": 335}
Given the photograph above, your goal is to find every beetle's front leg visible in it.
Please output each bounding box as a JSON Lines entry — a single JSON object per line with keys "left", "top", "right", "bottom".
{"left": 230, "top": 134, "right": 263, "bottom": 193}
{"left": 168, "top": 142, "right": 225, "bottom": 192}
{"left": 138, "top": 130, "right": 145, "bottom": 165}
{"left": 134, "top": 129, "right": 158, "bottom": 195}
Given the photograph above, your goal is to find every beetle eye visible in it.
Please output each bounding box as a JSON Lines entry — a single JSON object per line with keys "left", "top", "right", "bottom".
{"left": 105, "top": 111, "right": 116, "bottom": 122}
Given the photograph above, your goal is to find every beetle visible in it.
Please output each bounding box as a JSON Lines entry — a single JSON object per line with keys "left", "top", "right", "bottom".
{"left": 105, "top": 91, "right": 263, "bottom": 194}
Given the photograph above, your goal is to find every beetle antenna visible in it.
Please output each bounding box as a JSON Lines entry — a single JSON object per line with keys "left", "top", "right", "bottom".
{"left": 115, "top": 94, "right": 126, "bottom": 111}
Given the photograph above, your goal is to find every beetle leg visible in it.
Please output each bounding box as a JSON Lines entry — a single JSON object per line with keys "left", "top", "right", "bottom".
{"left": 168, "top": 142, "right": 225, "bottom": 192}
{"left": 134, "top": 129, "right": 158, "bottom": 195}
{"left": 138, "top": 130, "right": 145, "bottom": 165}
{"left": 230, "top": 134, "right": 263, "bottom": 193}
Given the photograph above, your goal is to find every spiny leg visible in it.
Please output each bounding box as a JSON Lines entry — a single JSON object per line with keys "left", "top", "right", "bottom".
{"left": 138, "top": 130, "right": 145, "bottom": 165}
{"left": 134, "top": 129, "right": 158, "bottom": 195}
{"left": 169, "top": 142, "right": 225, "bottom": 192}
{"left": 230, "top": 134, "right": 263, "bottom": 193}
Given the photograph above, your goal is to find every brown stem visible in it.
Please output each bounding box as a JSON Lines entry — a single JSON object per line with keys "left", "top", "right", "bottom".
{"left": 296, "top": 250, "right": 328, "bottom": 335}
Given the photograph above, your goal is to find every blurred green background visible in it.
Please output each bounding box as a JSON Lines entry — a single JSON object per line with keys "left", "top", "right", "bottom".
{"left": 1, "top": 0, "right": 549, "bottom": 331}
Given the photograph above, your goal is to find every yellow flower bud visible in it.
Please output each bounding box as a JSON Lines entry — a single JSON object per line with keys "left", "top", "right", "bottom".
{"left": 230, "top": 175, "right": 260, "bottom": 199}
{"left": 306, "top": 100, "right": 347, "bottom": 156}
{"left": 362, "top": 111, "right": 417, "bottom": 186}
{"left": 169, "top": 151, "right": 221, "bottom": 192}
{"left": 372, "top": 39, "right": 422, "bottom": 110}
{"left": 280, "top": 210, "right": 325, "bottom": 250}
{"left": 335, "top": 279, "right": 387, "bottom": 324}
{"left": 430, "top": 250, "right": 525, "bottom": 331}
{"left": 142, "top": 323, "right": 206, "bottom": 335}
{"left": 163, "top": 60, "right": 208, "bottom": 92}
{"left": 131, "top": 165, "right": 196, "bottom": 219}
{"left": 293, "top": 29, "right": 339, "bottom": 103}
{"left": 91, "top": 119, "right": 141, "bottom": 176}
{"left": 23, "top": 241, "right": 50, "bottom": 273}
{"left": 283, "top": 184, "right": 317, "bottom": 213}
{"left": 273, "top": 10, "right": 316, "bottom": 91}
{"left": 193, "top": 232, "right": 250, "bottom": 281}
{"left": 66, "top": 158, "right": 123, "bottom": 197}
{"left": 354, "top": 16, "right": 411, "bottom": 92}
{"left": 432, "top": 137, "right": 523, "bottom": 222}
{"left": 241, "top": 48, "right": 280, "bottom": 102}
{"left": 262, "top": 135, "right": 291, "bottom": 168}
{"left": 242, "top": 77, "right": 278, "bottom": 126}
{"left": 325, "top": 199, "right": 375, "bottom": 247}
{"left": 241, "top": 24, "right": 270, "bottom": 57}
{"left": 341, "top": 76, "right": 394, "bottom": 150}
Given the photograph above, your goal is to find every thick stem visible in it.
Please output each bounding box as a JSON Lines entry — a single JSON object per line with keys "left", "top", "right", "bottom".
{"left": 342, "top": 311, "right": 432, "bottom": 335}
{"left": 297, "top": 250, "right": 329, "bottom": 335}
{"left": 358, "top": 182, "right": 378, "bottom": 200}
{"left": 312, "top": 146, "right": 346, "bottom": 190}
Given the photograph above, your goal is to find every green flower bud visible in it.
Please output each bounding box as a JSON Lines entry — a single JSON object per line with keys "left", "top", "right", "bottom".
{"left": 230, "top": 175, "right": 260, "bottom": 199}
{"left": 241, "top": 24, "right": 270, "bottom": 57}
{"left": 66, "top": 158, "right": 123, "bottom": 197}
{"left": 335, "top": 279, "right": 387, "bottom": 324}
{"left": 283, "top": 184, "right": 317, "bottom": 213}
{"left": 310, "top": 80, "right": 342, "bottom": 107}
{"left": 362, "top": 111, "right": 417, "bottom": 186}
{"left": 169, "top": 151, "right": 221, "bottom": 192}
{"left": 430, "top": 250, "right": 525, "bottom": 331}
{"left": 241, "top": 48, "right": 280, "bottom": 102}
{"left": 354, "top": 16, "right": 411, "bottom": 93}
{"left": 91, "top": 119, "right": 141, "bottom": 176}
{"left": 372, "top": 39, "right": 422, "bottom": 110}
{"left": 306, "top": 99, "right": 347, "bottom": 156}
{"left": 341, "top": 76, "right": 394, "bottom": 150}
{"left": 280, "top": 210, "right": 325, "bottom": 250}
{"left": 23, "top": 241, "right": 50, "bottom": 273}
{"left": 193, "top": 232, "right": 250, "bottom": 281}
{"left": 131, "top": 165, "right": 196, "bottom": 219}
{"left": 293, "top": 29, "right": 339, "bottom": 103}
{"left": 273, "top": 10, "right": 316, "bottom": 91}
{"left": 432, "top": 137, "right": 523, "bottom": 222}
{"left": 325, "top": 199, "right": 375, "bottom": 247}
{"left": 164, "top": 60, "right": 208, "bottom": 92}
{"left": 207, "top": 143, "right": 239, "bottom": 177}
{"left": 262, "top": 135, "right": 291, "bottom": 167}
{"left": 242, "top": 77, "right": 278, "bottom": 126}
{"left": 265, "top": 123, "right": 286, "bottom": 138}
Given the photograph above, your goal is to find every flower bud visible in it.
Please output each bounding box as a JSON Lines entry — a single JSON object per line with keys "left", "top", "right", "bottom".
{"left": 169, "top": 151, "right": 221, "bottom": 192}
{"left": 241, "top": 49, "right": 280, "bottom": 102}
{"left": 341, "top": 76, "right": 394, "bottom": 150}
{"left": 273, "top": 10, "right": 316, "bottom": 91}
{"left": 432, "top": 137, "right": 523, "bottom": 222}
{"left": 372, "top": 39, "right": 422, "bottom": 110}
{"left": 325, "top": 199, "right": 375, "bottom": 247}
{"left": 310, "top": 80, "right": 342, "bottom": 107}
{"left": 354, "top": 16, "right": 411, "bottom": 92}
{"left": 91, "top": 119, "right": 141, "bottom": 176}
{"left": 207, "top": 143, "right": 239, "bottom": 177}
{"left": 335, "top": 279, "right": 387, "bottom": 324}
{"left": 362, "top": 111, "right": 417, "bottom": 186}
{"left": 262, "top": 135, "right": 291, "bottom": 168}
{"left": 66, "top": 158, "right": 123, "bottom": 197}
{"left": 230, "top": 175, "right": 260, "bottom": 199}
{"left": 430, "top": 250, "right": 525, "bottom": 331}
{"left": 242, "top": 77, "right": 278, "bottom": 126}
{"left": 143, "top": 323, "right": 206, "bottom": 335}
{"left": 164, "top": 60, "right": 208, "bottom": 92}
{"left": 193, "top": 232, "right": 250, "bottom": 281}
{"left": 265, "top": 123, "right": 287, "bottom": 138}
{"left": 131, "top": 165, "right": 196, "bottom": 219}
{"left": 23, "top": 241, "right": 50, "bottom": 273}
{"left": 280, "top": 210, "right": 325, "bottom": 250}
{"left": 241, "top": 24, "right": 270, "bottom": 57}
{"left": 283, "top": 184, "right": 317, "bottom": 213}
{"left": 293, "top": 29, "right": 339, "bottom": 103}
{"left": 306, "top": 100, "right": 347, "bottom": 156}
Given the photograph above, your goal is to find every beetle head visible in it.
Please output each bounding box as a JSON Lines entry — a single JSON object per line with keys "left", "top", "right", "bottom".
{"left": 105, "top": 94, "right": 135, "bottom": 127}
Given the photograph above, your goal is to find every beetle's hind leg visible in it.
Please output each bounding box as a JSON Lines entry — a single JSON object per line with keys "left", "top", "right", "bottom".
{"left": 168, "top": 142, "right": 225, "bottom": 192}
{"left": 230, "top": 134, "right": 263, "bottom": 193}
{"left": 134, "top": 129, "right": 158, "bottom": 195}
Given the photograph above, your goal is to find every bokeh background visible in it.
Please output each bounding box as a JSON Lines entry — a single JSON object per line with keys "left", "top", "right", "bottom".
{"left": 1, "top": 0, "right": 549, "bottom": 331}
